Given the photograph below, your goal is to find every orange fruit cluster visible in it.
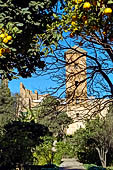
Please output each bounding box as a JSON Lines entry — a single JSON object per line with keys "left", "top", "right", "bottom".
{"left": 0, "top": 29, "right": 12, "bottom": 56}
{"left": 0, "top": 32, "right": 12, "bottom": 44}
{"left": 70, "top": 0, "right": 113, "bottom": 39}
{"left": 83, "top": 2, "right": 91, "bottom": 9}
{"left": 75, "top": 0, "right": 82, "bottom": 3}
{"left": 0, "top": 48, "right": 10, "bottom": 56}
{"left": 104, "top": 8, "right": 112, "bottom": 15}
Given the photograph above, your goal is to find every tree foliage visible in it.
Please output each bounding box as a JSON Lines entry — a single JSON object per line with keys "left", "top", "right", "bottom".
{"left": 34, "top": 136, "right": 74, "bottom": 166}
{"left": 0, "top": 120, "right": 50, "bottom": 168}
{"left": 34, "top": 136, "right": 55, "bottom": 165}
{"left": 0, "top": 80, "right": 15, "bottom": 126}
{"left": 71, "top": 115, "right": 113, "bottom": 167}
{"left": 38, "top": 0, "right": 113, "bottom": 99}
{"left": 0, "top": 0, "right": 64, "bottom": 79}
{"left": 32, "top": 96, "right": 73, "bottom": 137}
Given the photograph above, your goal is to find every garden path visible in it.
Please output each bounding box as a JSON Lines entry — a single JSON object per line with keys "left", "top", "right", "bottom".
{"left": 59, "top": 158, "right": 85, "bottom": 170}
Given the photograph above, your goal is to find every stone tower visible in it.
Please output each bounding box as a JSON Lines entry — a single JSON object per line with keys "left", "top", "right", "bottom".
{"left": 65, "top": 45, "right": 87, "bottom": 105}
{"left": 65, "top": 46, "right": 88, "bottom": 134}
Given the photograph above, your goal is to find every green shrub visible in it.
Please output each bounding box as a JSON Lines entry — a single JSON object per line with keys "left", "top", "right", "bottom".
{"left": 84, "top": 164, "right": 106, "bottom": 170}
{"left": 34, "top": 137, "right": 74, "bottom": 166}
{"left": 106, "top": 167, "right": 113, "bottom": 170}
{"left": 84, "top": 164, "right": 97, "bottom": 170}
{"left": 41, "top": 165, "right": 59, "bottom": 170}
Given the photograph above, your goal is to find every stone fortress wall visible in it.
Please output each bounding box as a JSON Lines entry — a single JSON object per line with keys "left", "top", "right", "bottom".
{"left": 19, "top": 82, "right": 49, "bottom": 112}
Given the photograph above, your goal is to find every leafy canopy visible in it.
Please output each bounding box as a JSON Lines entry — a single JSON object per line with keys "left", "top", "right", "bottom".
{"left": 0, "top": 120, "right": 50, "bottom": 167}
{"left": 0, "top": 0, "right": 62, "bottom": 79}
{"left": 33, "top": 96, "right": 73, "bottom": 137}
{"left": 22, "top": 96, "right": 73, "bottom": 137}
{"left": 71, "top": 115, "right": 113, "bottom": 166}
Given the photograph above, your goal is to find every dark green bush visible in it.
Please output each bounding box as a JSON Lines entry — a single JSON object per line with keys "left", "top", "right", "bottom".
{"left": 41, "top": 164, "right": 59, "bottom": 170}
{"left": 106, "top": 167, "right": 113, "bottom": 170}
{"left": 77, "top": 149, "right": 101, "bottom": 165}
{"left": 84, "top": 164, "right": 106, "bottom": 170}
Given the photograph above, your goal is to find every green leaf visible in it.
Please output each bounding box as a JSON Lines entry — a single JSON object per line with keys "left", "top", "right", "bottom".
{"left": 0, "top": 23, "right": 4, "bottom": 29}
{"left": 16, "top": 23, "right": 24, "bottom": 27}
{"left": 34, "top": 22, "right": 40, "bottom": 26}
{"left": 0, "top": 70, "right": 3, "bottom": 73}
{"left": 108, "top": 0, "right": 113, "bottom": 4}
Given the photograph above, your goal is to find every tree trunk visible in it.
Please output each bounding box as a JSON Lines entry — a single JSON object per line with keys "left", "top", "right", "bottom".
{"left": 96, "top": 147, "right": 108, "bottom": 167}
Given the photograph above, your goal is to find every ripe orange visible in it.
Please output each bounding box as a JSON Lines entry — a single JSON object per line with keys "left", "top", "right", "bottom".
{"left": 79, "top": 42, "right": 83, "bottom": 46}
{"left": 0, "top": 48, "right": 5, "bottom": 54}
{"left": 0, "top": 49, "right": 2, "bottom": 54}
{"left": 75, "top": 0, "right": 82, "bottom": 3}
{"left": 7, "top": 35, "right": 12, "bottom": 40}
{"left": 75, "top": 5, "right": 78, "bottom": 9}
{"left": 1, "top": 48, "right": 5, "bottom": 53}
{"left": 82, "top": 16, "right": 87, "bottom": 21}
{"left": 0, "top": 34, "right": 5, "bottom": 38}
{"left": 70, "top": 33, "right": 74, "bottom": 38}
{"left": 104, "top": 8, "right": 112, "bottom": 15}
{"left": 72, "top": 15, "right": 77, "bottom": 21}
{"left": 3, "top": 38, "right": 8, "bottom": 43}
{"left": 2, "top": 28, "right": 5, "bottom": 32}
{"left": 83, "top": 2, "right": 91, "bottom": 9}
{"left": 64, "top": 30, "right": 68, "bottom": 32}
{"left": 84, "top": 20, "right": 88, "bottom": 25}
{"left": 71, "top": 21, "right": 76, "bottom": 26}
{"left": 73, "top": 27, "right": 78, "bottom": 31}
{"left": 102, "top": 31, "right": 106, "bottom": 36}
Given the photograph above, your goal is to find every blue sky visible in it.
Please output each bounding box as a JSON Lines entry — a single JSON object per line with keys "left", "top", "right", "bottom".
{"left": 8, "top": 33, "right": 73, "bottom": 97}
{"left": 8, "top": 31, "right": 113, "bottom": 99}
{"left": 8, "top": 73, "right": 64, "bottom": 96}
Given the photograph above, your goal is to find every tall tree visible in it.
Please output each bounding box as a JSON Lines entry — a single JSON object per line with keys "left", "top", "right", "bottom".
{"left": 72, "top": 115, "right": 113, "bottom": 167}
{"left": 0, "top": 80, "right": 15, "bottom": 126}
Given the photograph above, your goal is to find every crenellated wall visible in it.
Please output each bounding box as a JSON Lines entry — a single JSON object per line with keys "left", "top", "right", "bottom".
{"left": 19, "top": 82, "right": 48, "bottom": 112}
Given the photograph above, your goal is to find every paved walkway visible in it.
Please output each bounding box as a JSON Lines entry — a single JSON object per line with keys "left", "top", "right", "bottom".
{"left": 59, "top": 158, "right": 85, "bottom": 170}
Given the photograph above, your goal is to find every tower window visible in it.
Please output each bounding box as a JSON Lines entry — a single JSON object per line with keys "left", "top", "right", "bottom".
{"left": 76, "top": 113, "right": 79, "bottom": 117}
{"left": 74, "top": 63, "right": 78, "bottom": 69}
{"left": 75, "top": 81, "right": 79, "bottom": 87}
{"left": 76, "top": 98, "right": 79, "bottom": 104}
